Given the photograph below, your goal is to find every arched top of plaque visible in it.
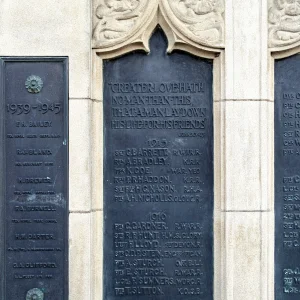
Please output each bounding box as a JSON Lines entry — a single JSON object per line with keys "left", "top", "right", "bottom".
{"left": 269, "top": 0, "right": 300, "bottom": 54}
{"left": 92, "top": 0, "right": 224, "bottom": 58}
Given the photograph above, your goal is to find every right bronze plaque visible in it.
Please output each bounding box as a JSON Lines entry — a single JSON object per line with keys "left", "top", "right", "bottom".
{"left": 275, "top": 54, "right": 300, "bottom": 298}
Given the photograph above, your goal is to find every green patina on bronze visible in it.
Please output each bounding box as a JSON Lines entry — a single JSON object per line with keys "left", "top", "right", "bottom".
{"left": 25, "top": 75, "right": 43, "bottom": 94}
{"left": 26, "top": 288, "right": 44, "bottom": 300}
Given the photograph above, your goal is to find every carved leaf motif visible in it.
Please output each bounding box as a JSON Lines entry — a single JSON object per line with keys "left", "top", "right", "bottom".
{"left": 167, "top": 0, "right": 224, "bottom": 46}
{"left": 93, "top": 0, "right": 148, "bottom": 46}
{"left": 269, "top": 0, "right": 300, "bottom": 47}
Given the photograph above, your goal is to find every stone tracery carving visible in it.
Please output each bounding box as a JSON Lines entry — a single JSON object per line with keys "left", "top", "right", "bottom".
{"left": 92, "top": 0, "right": 225, "bottom": 50}
{"left": 92, "top": 0, "right": 149, "bottom": 47}
{"left": 166, "top": 0, "right": 224, "bottom": 47}
{"left": 269, "top": 0, "right": 300, "bottom": 48}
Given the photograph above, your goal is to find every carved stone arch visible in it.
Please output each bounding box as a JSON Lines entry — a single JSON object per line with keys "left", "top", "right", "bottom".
{"left": 160, "top": 0, "right": 224, "bottom": 50}
{"left": 268, "top": 0, "right": 300, "bottom": 104}
{"left": 92, "top": 0, "right": 224, "bottom": 58}
{"left": 268, "top": 0, "right": 300, "bottom": 52}
{"left": 90, "top": 3, "right": 224, "bottom": 300}
{"left": 92, "top": 0, "right": 159, "bottom": 55}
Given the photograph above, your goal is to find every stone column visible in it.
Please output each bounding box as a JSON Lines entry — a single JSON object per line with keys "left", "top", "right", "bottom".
{"left": 221, "top": 0, "right": 273, "bottom": 299}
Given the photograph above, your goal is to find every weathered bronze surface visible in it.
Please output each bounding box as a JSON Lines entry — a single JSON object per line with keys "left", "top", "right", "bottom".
{"left": 0, "top": 57, "right": 68, "bottom": 299}
{"left": 275, "top": 54, "right": 300, "bottom": 298}
{"left": 103, "top": 29, "right": 214, "bottom": 299}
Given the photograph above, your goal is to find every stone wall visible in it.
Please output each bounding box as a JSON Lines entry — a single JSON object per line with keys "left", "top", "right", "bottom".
{"left": 1, "top": 0, "right": 299, "bottom": 299}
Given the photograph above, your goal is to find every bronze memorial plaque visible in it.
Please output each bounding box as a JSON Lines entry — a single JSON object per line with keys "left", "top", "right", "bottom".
{"left": 275, "top": 54, "right": 300, "bottom": 298}
{"left": 103, "top": 29, "right": 214, "bottom": 300}
{"left": 0, "top": 57, "right": 68, "bottom": 299}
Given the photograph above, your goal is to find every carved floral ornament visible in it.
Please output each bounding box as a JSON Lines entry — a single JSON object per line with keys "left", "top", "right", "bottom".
{"left": 26, "top": 288, "right": 44, "bottom": 300}
{"left": 25, "top": 75, "right": 43, "bottom": 94}
{"left": 92, "top": 0, "right": 225, "bottom": 50}
{"left": 269, "top": 0, "right": 300, "bottom": 49}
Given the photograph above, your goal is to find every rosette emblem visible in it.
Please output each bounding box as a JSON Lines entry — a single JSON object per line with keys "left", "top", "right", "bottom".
{"left": 26, "top": 288, "right": 44, "bottom": 300}
{"left": 25, "top": 75, "right": 43, "bottom": 94}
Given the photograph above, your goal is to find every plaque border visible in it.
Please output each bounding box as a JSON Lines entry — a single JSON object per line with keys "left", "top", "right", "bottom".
{"left": 0, "top": 56, "right": 69, "bottom": 300}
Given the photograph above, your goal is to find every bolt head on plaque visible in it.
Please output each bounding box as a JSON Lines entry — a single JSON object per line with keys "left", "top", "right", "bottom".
{"left": 25, "top": 75, "right": 43, "bottom": 93}
{"left": 26, "top": 288, "right": 44, "bottom": 300}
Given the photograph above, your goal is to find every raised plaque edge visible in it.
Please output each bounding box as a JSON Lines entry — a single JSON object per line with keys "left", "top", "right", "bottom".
{"left": 0, "top": 56, "right": 69, "bottom": 300}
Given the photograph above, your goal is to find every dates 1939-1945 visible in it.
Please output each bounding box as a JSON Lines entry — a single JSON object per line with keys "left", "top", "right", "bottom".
{"left": 1, "top": 58, "right": 68, "bottom": 299}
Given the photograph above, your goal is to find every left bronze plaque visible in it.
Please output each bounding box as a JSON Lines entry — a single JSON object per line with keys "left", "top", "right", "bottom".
{"left": 0, "top": 57, "right": 68, "bottom": 299}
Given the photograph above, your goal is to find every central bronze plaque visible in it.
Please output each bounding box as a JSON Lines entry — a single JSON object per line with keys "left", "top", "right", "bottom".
{"left": 103, "top": 29, "right": 214, "bottom": 299}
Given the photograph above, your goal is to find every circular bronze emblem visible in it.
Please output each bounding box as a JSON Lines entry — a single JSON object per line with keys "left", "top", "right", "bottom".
{"left": 25, "top": 75, "right": 43, "bottom": 94}
{"left": 26, "top": 288, "right": 44, "bottom": 300}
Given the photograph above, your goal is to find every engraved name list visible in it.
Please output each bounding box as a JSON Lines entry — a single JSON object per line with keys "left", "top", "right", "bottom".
{"left": 0, "top": 58, "right": 68, "bottom": 299}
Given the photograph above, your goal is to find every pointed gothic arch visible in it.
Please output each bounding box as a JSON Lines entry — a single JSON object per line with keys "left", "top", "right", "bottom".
{"left": 90, "top": 2, "right": 225, "bottom": 299}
